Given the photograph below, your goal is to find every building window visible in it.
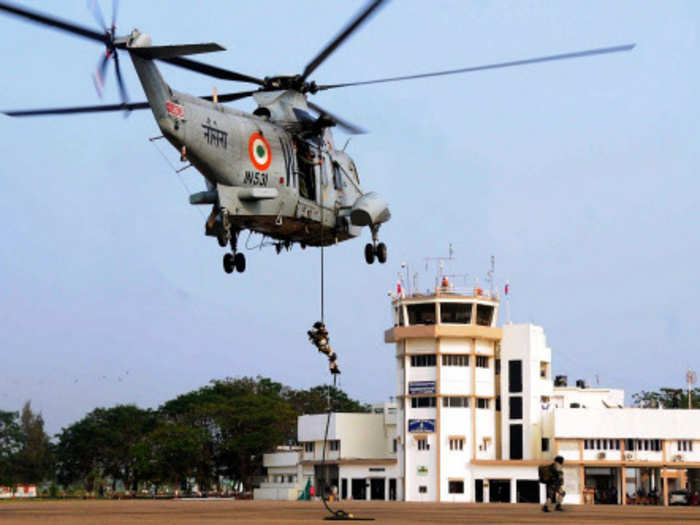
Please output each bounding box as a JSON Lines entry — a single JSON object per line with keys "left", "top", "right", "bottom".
{"left": 540, "top": 361, "right": 549, "bottom": 379}
{"left": 393, "top": 439, "right": 398, "bottom": 453}
{"left": 304, "top": 442, "right": 314, "bottom": 453}
{"left": 448, "top": 480, "right": 464, "bottom": 494}
{"left": 443, "top": 397, "right": 469, "bottom": 408}
{"left": 542, "top": 438, "right": 550, "bottom": 452}
{"left": 509, "top": 396, "right": 523, "bottom": 419}
{"left": 449, "top": 438, "right": 464, "bottom": 451}
{"left": 410, "top": 354, "right": 437, "bottom": 367}
{"left": 495, "top": 359, "right": 501, "bottom": 375}
{"left": 476, "top": 356, "right": 489, "bottom": 368}
{"left": 407, "top": 303, "right": 436, "bottom": 325}
{"left": 329, "top": 440, "right": 340, "bottom": 452}
{"left": 508, "top": 360, "right": 522, "bottom": 393}
{"left": 496, "top": 398, "right": 501, "bottom": 411}
{"left": 411, "top": 397, "right": 437, "bottom": 408}
{"left": 419, "top": 486, "right": 428, "bottom": 493}
{"left": 442, "top": 354, "right": 469, "bottom": 366}
{"left": 679, "top": 440, "right": 693, "bottom": 452}
{"left": 417, "top": 439, "right": 429, "bottom": 451}
{"left": 476, "top": 304, "right": 494, "bottom": 326}
{"left": 440, "top": 303, "right": 472, "bottom": 324}
{"left": 477, "top": 398, "right": 490, "bottom": 409}
{"left": 626, "top": 439, "right": 634, "bottom": 451}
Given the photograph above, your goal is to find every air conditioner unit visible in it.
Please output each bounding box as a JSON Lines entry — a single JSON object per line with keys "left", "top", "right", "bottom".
{"left": 597, "top": 452, "right": 606, "bottom": 460}
{"left": 624, "top": 452, "right": 633, "bottom": 460}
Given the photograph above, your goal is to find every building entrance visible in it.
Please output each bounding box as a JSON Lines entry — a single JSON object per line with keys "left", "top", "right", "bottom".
{"left": 516, "top": 480, "right": 540, "bottom": 503}
{"left": 489, "top": 479, "right": 510, "bottom": 503}
{"left": 370, "top": 478, "right": 385, "bottom": 500}
{"left": 351, "top": 479, "right": 367, "bottom": 500}
{"left": 585, "top": 467, "right": 619, "bottom": 504}
{"left": 389, "top": 478, "right": 397, "bottom": 500}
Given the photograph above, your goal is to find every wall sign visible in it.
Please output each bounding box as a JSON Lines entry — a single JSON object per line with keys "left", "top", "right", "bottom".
{"left": 408, "top": 381, "right": 436, "bottom": 395}
{"left": 408, "top": 419, "right": 435, "bottom": 433}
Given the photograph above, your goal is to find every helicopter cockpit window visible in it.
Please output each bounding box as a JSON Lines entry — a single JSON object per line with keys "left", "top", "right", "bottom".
{"left": 332, "top": 163, "right": 343, "bottom": 190}
{"left": 349, "top": 161, "right": 360, "bottom": 184}
{"left": 296, "top": 141, "right": 317, "bottom": 201}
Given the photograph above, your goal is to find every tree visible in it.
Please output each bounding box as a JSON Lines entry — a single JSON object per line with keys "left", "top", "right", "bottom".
{"left": 15, "top": 401, "right": 52, "bottom": 484}
{"left": 633, "top": 387, "right": 700, "bottom": 409}
{"left": 0, "top": 410, "right": 22, "bottom": 486}
{"left": 55, "top": 405, "right": 156, "bottom": 492}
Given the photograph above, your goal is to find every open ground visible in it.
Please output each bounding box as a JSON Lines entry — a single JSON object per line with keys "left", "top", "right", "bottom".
{"left": 1, "top": 500, "right": 700, "bottom": 524}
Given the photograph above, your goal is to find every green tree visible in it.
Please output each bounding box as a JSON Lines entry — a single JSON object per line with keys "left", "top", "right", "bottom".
{"left": 633, "top": 387, "right": 700, "bottom": 409}
{"left": 0, "top": 410, "right": 22, "bottom": 486}
{"left": 15, "top": 401, "right": 52, "bottom": 484}
{"left": 55, "top": 405, "right": 156, "bottom": 492}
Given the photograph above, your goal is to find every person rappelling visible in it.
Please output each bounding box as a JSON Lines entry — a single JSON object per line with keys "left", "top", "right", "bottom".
{"left": 307, "top": 321, "right": 340, "bottom": 374}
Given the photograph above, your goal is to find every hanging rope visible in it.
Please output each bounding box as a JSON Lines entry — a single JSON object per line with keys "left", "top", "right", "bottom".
{"left": 311, "top": 185, "right": 372, "bottom": 521}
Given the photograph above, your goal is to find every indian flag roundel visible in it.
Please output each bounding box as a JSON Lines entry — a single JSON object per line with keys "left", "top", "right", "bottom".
{"left": 248, "top": 133, "right": 272, "bottom": 171}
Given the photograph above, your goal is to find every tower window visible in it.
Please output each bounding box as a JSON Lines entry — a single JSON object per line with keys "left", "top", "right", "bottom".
{"left": 407, "top": 303, "right": 436, "bottom": 325}
{"left": 476, "top": 304, "right": 494, "bottom": 326}
{"left": 411, "top": 397, "right": 436, "bottom": 408}
{"left": 417, "top": 439, "right": 429, "bottom": 451}
{"left": 440, "top": 303, "right": 472, "bottom": 324}
{"left": 410, "top": 355, "right": 437, "bottom": 367}
{"left": 442, "top": 354, "right": 469, "bottom": 366}
{"left": 477, "top": 398, "right": 490, "bottom": 409}
{"left": 449, "top": 439, "right": 464, "bottom": 451}
{"left": 476, "top": 356, "right": 489, "bottom": 368}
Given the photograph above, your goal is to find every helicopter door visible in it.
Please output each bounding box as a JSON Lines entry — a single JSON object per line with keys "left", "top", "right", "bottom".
{"left": 296, "top": 141, "right": 317, "bottom": 202}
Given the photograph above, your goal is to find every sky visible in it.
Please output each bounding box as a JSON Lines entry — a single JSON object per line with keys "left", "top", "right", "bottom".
{"left": 0, "top": 1, "right": 698, "bottom": 435}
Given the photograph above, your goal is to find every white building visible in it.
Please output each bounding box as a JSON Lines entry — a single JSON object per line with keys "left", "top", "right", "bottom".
{"left": 258, "top": 282, "right": 700, "bottom": 506}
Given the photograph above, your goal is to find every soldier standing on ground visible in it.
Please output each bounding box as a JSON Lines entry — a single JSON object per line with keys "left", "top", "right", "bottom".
{"left": 540, "top": 455, "right": 565, "bottom": 512}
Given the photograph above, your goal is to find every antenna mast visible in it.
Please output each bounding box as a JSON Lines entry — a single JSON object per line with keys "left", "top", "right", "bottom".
{"left": 423, "top": 244, "right": 455, "bottom": 289}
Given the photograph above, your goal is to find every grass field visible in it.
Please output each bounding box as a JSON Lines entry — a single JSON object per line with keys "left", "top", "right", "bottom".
{"left": 1, "top": 499, "right": 700, "bottom": 524}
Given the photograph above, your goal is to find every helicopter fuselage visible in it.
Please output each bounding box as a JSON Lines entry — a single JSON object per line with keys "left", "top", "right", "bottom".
{"left": 129, "top": 36, "right": 389, "bottom": 250}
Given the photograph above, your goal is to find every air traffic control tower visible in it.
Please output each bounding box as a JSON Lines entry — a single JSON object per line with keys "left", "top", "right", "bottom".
{"left": 385, "top": 281, "right": 503, "bottom": 502}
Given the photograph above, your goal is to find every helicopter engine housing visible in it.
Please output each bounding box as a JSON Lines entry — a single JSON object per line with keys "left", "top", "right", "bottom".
{"left": 350, "top": 192, "right": 390, "bottom": 227}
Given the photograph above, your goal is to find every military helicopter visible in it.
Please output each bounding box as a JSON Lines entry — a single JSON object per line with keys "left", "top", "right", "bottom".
{"left": 0, "top": 0, "right": 634, "bottom": 275}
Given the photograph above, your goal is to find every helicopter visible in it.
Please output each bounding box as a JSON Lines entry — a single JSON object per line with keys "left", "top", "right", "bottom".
{"left": 0, "top": 0, "right": 634, "bottom": 275}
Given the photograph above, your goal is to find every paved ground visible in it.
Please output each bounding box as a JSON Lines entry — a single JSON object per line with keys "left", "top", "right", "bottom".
{"left": 1, "top": 500, "right": 700, "bottom": 524}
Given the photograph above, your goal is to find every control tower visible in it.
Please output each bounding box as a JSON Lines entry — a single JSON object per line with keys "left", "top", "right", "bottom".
{"left": 385, "top": 280, "right": 502, "bottom": 502}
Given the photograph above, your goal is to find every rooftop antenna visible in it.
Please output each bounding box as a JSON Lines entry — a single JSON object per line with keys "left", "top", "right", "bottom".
{"left": 400, "top": 262, "right": 410, "bottom": 295}
{"left": 486, "top": 255, "right": 495, "bottom": 294}
{"left": 424, "top": 243, "right": 455, "bottom": 288}
{"left": 687, "top": 369, "right": 697, "bottom": 409}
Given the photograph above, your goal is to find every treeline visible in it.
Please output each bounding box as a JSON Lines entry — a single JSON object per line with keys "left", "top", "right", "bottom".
{"left": 632, "top": 387, "right": 700, "bottom": 409}
{"left": 0, "top": 377, "right": 368, "bottom": 495}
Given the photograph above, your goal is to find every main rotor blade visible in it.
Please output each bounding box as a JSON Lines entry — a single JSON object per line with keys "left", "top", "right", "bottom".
{"left": 113, "top": 51, "right": 129, "bottom": 106}
{"left": 317, "top": 44, "right": 636, "bottom": 91}
{"left": 160, "top": 56, "right": 265, "bottom": 86}
{"left": 3, "top": 90, "right": 257, "bottom": 117}
{"left": 87, "top": 0, "right": 107, "bottom": 33}
{"left": 307, "top": 101, "right": 366, "bottom": 135}
{"left": 301, "top": 0, "right": 387, "bottom": 82}
{"left": 3, "top": 102, "right": 150, "bottom": 117}
{"left": 0, "top": 1, "right": 107, "bottom": 44}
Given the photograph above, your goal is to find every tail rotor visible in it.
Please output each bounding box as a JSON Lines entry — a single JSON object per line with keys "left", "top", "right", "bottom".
{"left": 88, "top": 0, "right": 129, "bottom": 110}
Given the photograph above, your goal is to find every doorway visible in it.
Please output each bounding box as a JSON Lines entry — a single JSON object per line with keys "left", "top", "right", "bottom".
{"left": 370, "top": 478, "right": 385, "bottom": 500}
{"left": 351, "top": 478, "right": 366, "bottom": 500}
{"left": 489, "top": 479, "right": 511, "bottom": 503}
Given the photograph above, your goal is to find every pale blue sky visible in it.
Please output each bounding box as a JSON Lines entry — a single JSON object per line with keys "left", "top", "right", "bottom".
{"left": 0, "top": 1, "right": 698, "bottom": 433}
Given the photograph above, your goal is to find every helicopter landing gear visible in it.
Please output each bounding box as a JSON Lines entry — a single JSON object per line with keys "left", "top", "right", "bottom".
{"left": 220, "top": 210, "right": 245, "bottom": 274}
{"left": 223, "top": 251, "right": 246, "bottom": 274}
{"left": 364, "top": 226, "right": 387, "bottom": 265}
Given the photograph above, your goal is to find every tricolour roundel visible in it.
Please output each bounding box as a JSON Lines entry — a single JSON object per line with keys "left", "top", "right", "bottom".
{"left": 248, "top": 133, "right": 272, "bottom": 171}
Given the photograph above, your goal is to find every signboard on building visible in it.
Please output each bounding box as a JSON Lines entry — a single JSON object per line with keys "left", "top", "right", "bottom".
{"left": 408, "top": 419, "right": 435, "bottom": 433}
{"left": 417, "top": 466, "right": 429, "bottom": 476}
{"left": 408, "top": 381, "right": 436, "bottom": 395}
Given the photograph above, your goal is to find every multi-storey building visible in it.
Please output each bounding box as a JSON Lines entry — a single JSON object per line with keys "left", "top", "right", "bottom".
{"left": 258, "top": 280, "right": 700, "bottom": 506}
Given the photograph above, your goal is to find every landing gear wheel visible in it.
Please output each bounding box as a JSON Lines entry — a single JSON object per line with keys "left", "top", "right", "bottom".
{"left": 223, "top": 253, "right": 234, "bottom": 274}
{"left": 217, "top": 232, "right": 228, "bottom": 248}
{"left": 364, "top": 243, "right": 375, "bottom": 264}
{"left": 376, "top": 242, "right": 387, "bottom": 264}
{"left": 234, "top": 252, "right": 246, "bottom": 273}
{"left": 275, "top": 244, "right": 282, "bottom": 254}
